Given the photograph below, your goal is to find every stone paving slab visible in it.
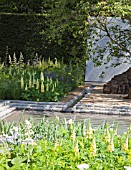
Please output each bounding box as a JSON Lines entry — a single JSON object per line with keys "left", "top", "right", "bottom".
{"left": 0, "top": 100, "right": 11, "bottom": 107}
{"left": 9, "top": 100, "right": 65, "bottom": 105}
{"left": 73, "top": 86, "right": 131, "bottom": 114}
{"left": 79, "top": 86, "right": 131, "bottom": 106}
{"left": 0, "top": 106, "right": 16, "bottom": 119}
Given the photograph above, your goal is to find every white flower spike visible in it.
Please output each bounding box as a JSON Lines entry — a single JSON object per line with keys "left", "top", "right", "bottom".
{"left": 68, "top": 119, "right": 74, "bottom": 124}
{"left": 124, "top": 166, "right": 131, "bottom": 170}
{"left": 77, "top": 163, "right": 89, "bottom": 170}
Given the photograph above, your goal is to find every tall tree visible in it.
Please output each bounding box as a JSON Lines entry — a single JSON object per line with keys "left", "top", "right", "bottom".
{"left": 85, "top": 0, "right": 131, "bottom": 98}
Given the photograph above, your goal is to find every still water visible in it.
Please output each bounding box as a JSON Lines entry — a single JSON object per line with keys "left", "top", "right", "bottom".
{"left": 4, "top": 110, "right": 131, "bottom": 135}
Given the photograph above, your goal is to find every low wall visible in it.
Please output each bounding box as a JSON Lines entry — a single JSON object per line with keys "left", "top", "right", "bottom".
{"left": 103, "top": 67, "right": 131, "bottom": 94}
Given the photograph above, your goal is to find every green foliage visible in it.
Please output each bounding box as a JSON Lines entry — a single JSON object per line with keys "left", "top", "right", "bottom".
{"left": 0, "top": 55, "right": 84, "bottom": 101}
{"left": 87, "top": 17, "right": 131, "bottom": 68}
{"left": 86, "top": 0, "right": 131, "bottom": 68}
{"left": 0, "top": 0, "right": 44, "bottom": 13}
{"left": 0, "top": 14, "right": 48, "bottom": 62}
{"left": 0, "top": 0, "right": 89, "bottom": 65}
{"left": 0, "top": 118, "right": 131, "bottom": 169}
{"left": 0, "top": 75, "right": 21, "bottom": 100}
{"left": 44, "top": 0, "right": 89, "bottom": 64}
{"left": 0, "top": 0, "right": 130, "bottom": 68}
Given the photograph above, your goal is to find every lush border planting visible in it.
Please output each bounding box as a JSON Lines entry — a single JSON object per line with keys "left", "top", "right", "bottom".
{"left": 0, "top": 55, "right": 84, "bottom": 101}
{"left": 0, "top": 118, "right": 131, "bottom": 169}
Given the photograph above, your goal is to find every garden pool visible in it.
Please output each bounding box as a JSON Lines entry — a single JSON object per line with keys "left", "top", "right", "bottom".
{"left": 4, "top": 110, "right": 131, "bottom": 135}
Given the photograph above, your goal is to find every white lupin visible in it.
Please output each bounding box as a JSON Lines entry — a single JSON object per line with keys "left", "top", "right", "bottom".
{"left": 77, "top": 164, "right": 89, "bottom": 170}
{"left": 40, "top": 71, "right": 44, "bottom": 81}
{"left": 124, "top": 166, "right": 131, "bottom": 170}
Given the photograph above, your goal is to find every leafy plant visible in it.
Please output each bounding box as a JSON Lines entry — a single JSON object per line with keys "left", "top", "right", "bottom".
{"left": 0, "top": 118, "right": 131, "bottom": 169}
{"left": 0, "top": 55, "right": 84, "bottom": 101}
{"left": 0, "top": 76, "right": 21, "bottom": 100}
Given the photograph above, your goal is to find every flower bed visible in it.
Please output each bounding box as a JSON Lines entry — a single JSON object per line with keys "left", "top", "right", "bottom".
{"left": 0, "top": 55, "right": 84, "bottom": 101}
{"left": 0, "top": 118, "right": 131, "bottom": 169}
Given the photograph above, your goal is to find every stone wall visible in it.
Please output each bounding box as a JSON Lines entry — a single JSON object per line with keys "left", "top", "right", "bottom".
{"left": 103, "top": 67, "right": 131, "bottom": 94}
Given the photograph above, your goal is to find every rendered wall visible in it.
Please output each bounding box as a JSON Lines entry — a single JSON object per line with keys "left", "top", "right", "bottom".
{"left": 85, "top": 17, "right": 131, "bottom": 82}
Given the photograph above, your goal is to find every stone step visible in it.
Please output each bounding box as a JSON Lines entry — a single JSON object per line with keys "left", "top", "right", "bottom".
{"left": 76, "top": 104, "right": 131, "bottom": 109}
{"left": 14, "top": 105, "right": 63, "bottom": 111}
{"left": 74, "top": 108, "right": 131, "bottom": 115}
{"left": 0, "top": 100, "right": 11, "bottom": 107}
{"left": 66, "top": 105, "right": 131, "bottom": 114}
{"left": 0, "top": 105, "right": 10, "bottom": 112}
{"left": 0, "top": 86, "right": 95, "bottom": 114}
{"left": 0, "top": 106, "right": 16, "bottom": 119}
{"left": 75, "top": 104, "right": 131, "bottom": 111}
{"left": 9, "top": 100, "right": 65, "bottom": 105}
{"left": 73, "top": 103, "right": 131, "bottom": 114}
{"left": 75, "top": 105, "right": 131, "bottom": 112}
{"left": 9, "top": 103, "right": 65, "bottom": 108}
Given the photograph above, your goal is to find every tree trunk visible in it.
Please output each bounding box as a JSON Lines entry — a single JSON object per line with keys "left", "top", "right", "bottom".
{"left": 124, "top": 87, "right": 131, "bottom": 99}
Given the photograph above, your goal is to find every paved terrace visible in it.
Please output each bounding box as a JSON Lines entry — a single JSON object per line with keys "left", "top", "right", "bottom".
{"left": 74, "top": 85, "right": 131, "bottom": 114}
{"left": 0, "top": 84, "right": 131, "bottom": 120}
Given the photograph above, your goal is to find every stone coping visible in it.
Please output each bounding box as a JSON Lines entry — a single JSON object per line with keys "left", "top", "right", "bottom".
{"left": 0, "top": 85, "right": 131, "bottom": 119}
{"left": 0, "top": 85, "right": 93, "bottom": 119}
